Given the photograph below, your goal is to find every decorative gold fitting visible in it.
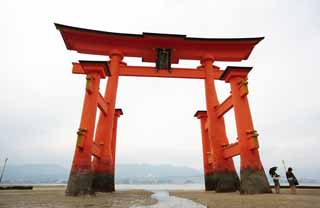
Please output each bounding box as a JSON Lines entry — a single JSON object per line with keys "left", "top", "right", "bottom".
{"left": 246, "top": 130, "right": 259, "bottom": 138}
{"left": 238, "top": 79, "right": 248, "bottom": 86}
{"left": 85, "top": 75, "right": 93, "bottom": 94}
{"left": 246, "top": 129, "right": 259, "bottom": 150}
{"left": 246, "top": 129, "right": 257, "bottom": 134}
{"left": 238, "top": 79, "right": 249, "bottom": 97}
{"left": 77, "top": 128, "right": 87, "bottom": 135}
{"left": 76, "top": 128, "right": 87, "bottom": 149}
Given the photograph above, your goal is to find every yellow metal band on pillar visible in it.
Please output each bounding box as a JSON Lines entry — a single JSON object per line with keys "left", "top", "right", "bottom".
{"left": 238, "top": 79, "right": 249, "bottom": 97}
{"left": 76, "top": 128, "right": 87, "bottom": 148}
{"left": 86, "top": 75, "right": 93, "bottom": 94}
{"left": 246, "top": 130, "right": 259, "bottom": 150}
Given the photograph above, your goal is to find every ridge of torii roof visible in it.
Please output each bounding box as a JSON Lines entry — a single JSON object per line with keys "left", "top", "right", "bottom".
{"left": 55, "top": 23, "right": 263, "bottom": 64}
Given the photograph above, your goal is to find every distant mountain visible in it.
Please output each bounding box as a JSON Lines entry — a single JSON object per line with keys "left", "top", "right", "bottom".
{"left": 0, "top": 163, "right": 201, "bottom": 184}
{"left": 2, "top": 164, "right": 69, "bottom": 183}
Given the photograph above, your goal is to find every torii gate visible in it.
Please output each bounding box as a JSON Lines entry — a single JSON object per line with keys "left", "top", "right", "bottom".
{"left": 55, "top": 23, "right": 271, "bottom": 195}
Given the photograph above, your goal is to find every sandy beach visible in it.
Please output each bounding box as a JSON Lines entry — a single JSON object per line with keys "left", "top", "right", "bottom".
{"left": 0, "top": 186, "right": 156, "bottom": 208}
{"left": 170, "top": 188, "right": 320, "bottom": 208}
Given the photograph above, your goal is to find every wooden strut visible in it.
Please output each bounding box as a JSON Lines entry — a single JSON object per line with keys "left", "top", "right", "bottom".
{"left": 215, "top": 95, "right": 233, "bottom": 118}
{"left": 203, "top": 95, "right": 234, "bottom": 129}
{"left": 97, "top": 93, "right": 109, "bottom": 116}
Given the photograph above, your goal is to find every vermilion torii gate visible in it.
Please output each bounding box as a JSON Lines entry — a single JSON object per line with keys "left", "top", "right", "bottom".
{"left": 55, "top": 23, "right": 271, "bottom": 195}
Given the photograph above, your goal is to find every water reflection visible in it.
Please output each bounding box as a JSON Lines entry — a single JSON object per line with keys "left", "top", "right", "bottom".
{"left": 131, "top": 191, "right": 206, "bottom": 208}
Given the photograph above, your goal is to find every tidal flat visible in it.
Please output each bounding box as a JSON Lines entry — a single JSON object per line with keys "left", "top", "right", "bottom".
{"left": 0, "top": 186, "right": 156, "bottom": 208}
{"left": 170, "top": 188, "right": 320, "bottom": 208}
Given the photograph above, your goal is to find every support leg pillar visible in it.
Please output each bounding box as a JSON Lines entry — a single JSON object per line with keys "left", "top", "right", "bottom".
{"left": 223, "top": 67, "right": 271, "bottom": 194}
{"left": 110, "top": 109, "right": 123, "bottom": 186}
{"left": 66, "top": 72, "right": 102, "bottom": 196}
{"left": 195, "top": 111, "right": 215, "bottom": 191}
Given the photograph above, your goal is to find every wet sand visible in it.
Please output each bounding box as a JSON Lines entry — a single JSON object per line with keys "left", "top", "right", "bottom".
{"left": 170, "top": 188, "right": 320, "bottom": 208}
{"left": 0, "top": 186, "right": 156, "bottom": 208}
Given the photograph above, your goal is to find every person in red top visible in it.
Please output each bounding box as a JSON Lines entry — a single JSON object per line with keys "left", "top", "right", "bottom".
{"left": 286, "top": 167, "right": 298, "bottom": 194}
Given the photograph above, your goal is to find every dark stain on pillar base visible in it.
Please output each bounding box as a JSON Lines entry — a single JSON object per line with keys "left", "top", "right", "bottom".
{"left": 65, "top": 170, "right": 94, "bottom": 196}
{"left": 240, "top": 168, "right": 272, "bottom": 194}
{"left": 204, "top": 174, "right": 216, "bottom": 191}
{"left": 92, "top": 173, "right": 114, "bottom": 192}
{"left": 205, "top": 171, "right": 240, "bottom": 192}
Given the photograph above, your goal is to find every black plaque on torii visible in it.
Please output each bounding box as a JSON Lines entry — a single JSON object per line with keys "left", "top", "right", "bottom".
{"left": 155, "top": 48, "right": 172, "bottom": 72}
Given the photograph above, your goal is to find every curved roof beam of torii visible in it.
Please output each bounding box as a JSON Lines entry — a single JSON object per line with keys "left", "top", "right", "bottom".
{"left": 55, "top": 23, "right": 263, "bottom": 64}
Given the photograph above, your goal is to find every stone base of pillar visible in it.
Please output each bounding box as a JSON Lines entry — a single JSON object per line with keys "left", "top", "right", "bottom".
{"left": 65, "top": 170, "right": 93, "bottom": 196}
{"left": 240, "top": 168, "right": 272, "bottom": 194}
{"left": 205, "top": 171, "right": 240, "bottom": 192}
{"left": 204, "top": 174, "right": 215, "bottom": 191}
{"left": 92, "top": 173, "right": 114, "bottom": 192}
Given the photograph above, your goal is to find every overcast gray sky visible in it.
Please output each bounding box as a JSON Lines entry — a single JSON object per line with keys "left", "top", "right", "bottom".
{"left": 1, "top": 0, "right": 319, "bottom": 175}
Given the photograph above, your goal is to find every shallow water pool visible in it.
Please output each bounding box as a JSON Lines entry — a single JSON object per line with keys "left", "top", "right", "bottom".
{"left": 131, "top": 191, "right": 206, "bottom": 208}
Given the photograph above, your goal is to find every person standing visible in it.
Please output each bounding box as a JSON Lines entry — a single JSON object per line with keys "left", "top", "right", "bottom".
{"left": 269, "top": 167, "right": 280, "bottom": 194}
{"left": 286, "top": 167, "right": 298, "bottom": 194}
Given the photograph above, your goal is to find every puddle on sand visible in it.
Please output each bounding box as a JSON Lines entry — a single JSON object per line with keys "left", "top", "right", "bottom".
{"left": 131, "top": 191, "right": 206, "bottom": 208}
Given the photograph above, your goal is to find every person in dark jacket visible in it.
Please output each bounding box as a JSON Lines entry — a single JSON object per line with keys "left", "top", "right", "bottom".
{"left": 269, "top": 167, "right": 280, "bottom": 194}
{"left": 286, "top": 167, "right": 298, "bottom": 194}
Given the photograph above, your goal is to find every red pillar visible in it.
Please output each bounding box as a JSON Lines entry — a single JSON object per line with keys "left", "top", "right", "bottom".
{"left": 66, "top": 61, "right": 107, "bottom": 196}
{"left": 195, "top": 111, "right": 215, "bottom": 190}
{"left": 92, "top": 52, "right": 123, "bottom": 192}
{"left": 221, "top": 66, "right": 271, "bottom": 194}
{"left": 202, "top": 57, "right": 239, "bottom": 192}
{"left": 111, "top": 109, "right": 123, "bottom": 183}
